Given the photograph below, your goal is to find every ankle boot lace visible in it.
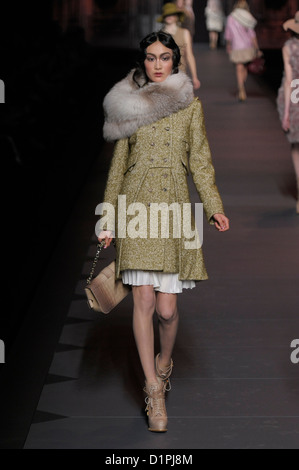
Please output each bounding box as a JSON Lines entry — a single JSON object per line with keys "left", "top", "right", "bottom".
{"left": 155, "top": 354, "right": 173, "bottom": 391}
{"left": 144, "top": 383, "right": 166, "bottom": 417}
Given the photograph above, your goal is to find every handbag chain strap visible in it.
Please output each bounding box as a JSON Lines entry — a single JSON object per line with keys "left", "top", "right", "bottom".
{"left": 86, "top": 241, "right": 105, "bottom": 285}
{"left": 86, "top": 239, "right": 116, "bottom": 285}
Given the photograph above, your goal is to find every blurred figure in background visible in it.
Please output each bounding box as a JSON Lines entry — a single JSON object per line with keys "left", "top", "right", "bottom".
{"left": 158, "top": 2, "right": 201, "bottom": 89}
{"left": 224, "top": 0, "right": 262, "bottom": 101}
{"left": 277, "top": 11, "right": 299, "bottom": 214}
{"left": 176, "top": 0, "right": 196, "bottom": 38}
{"left": 205, "top": 0, "right": 225, "bottom": 50}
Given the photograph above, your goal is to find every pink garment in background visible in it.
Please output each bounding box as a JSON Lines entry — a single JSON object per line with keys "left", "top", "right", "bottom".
{"left": 225, "top": 14, "right": 256, "bottom": 51}
{"left": 277, "top": 37, "right": 299, "bottom": 143}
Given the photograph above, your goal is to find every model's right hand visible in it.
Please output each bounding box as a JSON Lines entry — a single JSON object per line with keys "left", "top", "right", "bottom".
{"left": 98, "top": 231, "right": 113, "bottom": 249}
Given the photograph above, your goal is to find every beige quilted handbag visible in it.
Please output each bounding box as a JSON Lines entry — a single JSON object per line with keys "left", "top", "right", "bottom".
{"left": 85, "top": 242, "right": 131, "bottom": 314}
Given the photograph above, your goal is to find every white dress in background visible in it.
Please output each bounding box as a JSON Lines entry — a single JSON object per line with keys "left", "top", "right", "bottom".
{"left": 205, "top": 0, "right": 225, "bottom": 33}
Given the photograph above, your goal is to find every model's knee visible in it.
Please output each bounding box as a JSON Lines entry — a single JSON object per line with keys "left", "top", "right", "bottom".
{"left": 156, "top": 306, "right": 178, "bottom": 323}
{"left": 133, "top": 286, "right": 156, "bottom": 313}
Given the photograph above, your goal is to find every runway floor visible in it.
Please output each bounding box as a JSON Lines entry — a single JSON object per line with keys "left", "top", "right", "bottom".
{"left": 1, "top": 45, "right": 299, "bottom": 450}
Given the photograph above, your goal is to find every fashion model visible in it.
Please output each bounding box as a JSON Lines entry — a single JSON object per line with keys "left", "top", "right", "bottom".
{"left": 158, "top": 2, "right": 201, "bottom": 90}
{"left": 205, "top": 0, "right": 225, "bottom": 50}
{"left": 175, "top": 0, "right": 196, "bottom": 38}
{"left": 98, "top": 31, "right": 229, "bottom": 432}
{"left": 224, "top": 0, "right": 261, "bottom": 101}
{"left": 277, "top": 11, "right": 299, "bottom": 214}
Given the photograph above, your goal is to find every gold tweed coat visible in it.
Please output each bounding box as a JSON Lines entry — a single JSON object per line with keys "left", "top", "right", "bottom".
{"left": 100, "top": 70, "right": 225, "bottom": 281}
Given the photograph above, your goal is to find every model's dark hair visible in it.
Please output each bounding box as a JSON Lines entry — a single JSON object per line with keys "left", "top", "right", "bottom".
{"left": 133, "top": 31, "right": 181, "bottom": 87}
{"left": 290, "top": 30, "right": 299, "bottom": 39}
{"left": 233, "top": 0, "right": 250, "bottom": 11}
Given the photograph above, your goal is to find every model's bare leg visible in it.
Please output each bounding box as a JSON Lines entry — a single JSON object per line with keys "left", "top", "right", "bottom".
{"left": 133, "top": 286, "right": 168, "bottom": 432}
{"left": 209, "top": 31, "right": 218, "bottom": 49}
{"left": 243, "top": 63, "right": 248, "bottom": 84}
{"left": 291, "top": 143, "right": 299, "bottom": 180}
{"left": 132, "top": 285, "right": 158, "bottom": 384}
{"left": 236, "top": 63, "right": 247, "bottom": 101}
{"left": 156, "top": 292, "right": 179, "bottom": 369}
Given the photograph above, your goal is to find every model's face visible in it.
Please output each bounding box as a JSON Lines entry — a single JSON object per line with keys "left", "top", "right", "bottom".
{"left": 144, "top": 41, "right": 174, "bottom": 83}
{"left": 164, "top": 14, "right": 179, "bottom": 25}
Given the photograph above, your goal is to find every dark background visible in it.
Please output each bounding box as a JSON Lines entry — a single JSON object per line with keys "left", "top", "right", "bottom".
{"left": 1, "top": 0, "right": 298, "bottom": 360}
{"left": 1, "top": 1, "right": 138, "bottom": 358}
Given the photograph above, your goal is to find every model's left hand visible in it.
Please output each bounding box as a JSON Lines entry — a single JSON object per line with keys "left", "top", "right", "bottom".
{"left": 193, "top": 78, "right": 201, "bottom": 90}
{"left": 213, "top": 214, "right": 230, "bottom": 232}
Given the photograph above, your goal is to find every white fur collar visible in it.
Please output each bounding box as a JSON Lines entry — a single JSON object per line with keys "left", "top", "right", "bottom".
{"left": 103, "top": 70, "right": 194, "bottom": 142}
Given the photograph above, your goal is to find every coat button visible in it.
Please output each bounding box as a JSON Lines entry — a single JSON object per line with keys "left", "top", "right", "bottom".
{"left": 165, "top": 127, "right": 170, "bottom": 131}
{"left": 150, "top": 142, "right": 155, "bottom": 146}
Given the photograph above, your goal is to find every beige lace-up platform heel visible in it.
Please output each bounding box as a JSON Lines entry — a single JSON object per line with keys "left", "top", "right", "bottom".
{"left": 143, "top": 377, "right": 167, "bottom": 432}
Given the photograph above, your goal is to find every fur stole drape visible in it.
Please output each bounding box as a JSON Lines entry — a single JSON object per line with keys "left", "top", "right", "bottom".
{"left": 103, "top": 70, "right": 194, "bottom": 142}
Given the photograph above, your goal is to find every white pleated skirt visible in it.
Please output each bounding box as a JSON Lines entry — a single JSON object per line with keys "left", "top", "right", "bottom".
{"left": 121, "top": 269, "right": 196, "bottom": 294}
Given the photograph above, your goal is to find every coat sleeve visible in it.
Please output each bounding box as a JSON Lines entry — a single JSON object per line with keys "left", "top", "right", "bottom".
{"left": 98, "top": 138, "right": 129, "bottom": 233}
{"left": 224, "top": 15, "right": 233, "bottom": 42}
{"left": 189, "top": 99, "right": 225, "bottom": 223}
